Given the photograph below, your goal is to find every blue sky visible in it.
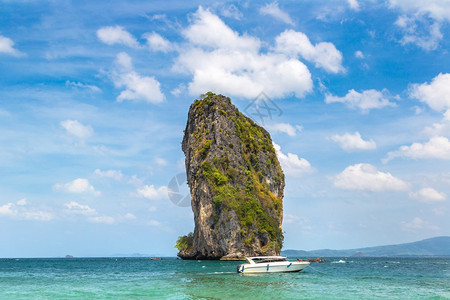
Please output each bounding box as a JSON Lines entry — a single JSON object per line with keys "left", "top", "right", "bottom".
{"left": 1, "top": 0, "right": 449, "bottom": 257}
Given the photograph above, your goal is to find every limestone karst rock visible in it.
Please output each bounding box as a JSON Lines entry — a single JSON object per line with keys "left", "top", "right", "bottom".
{"left": 176, "top": 92, "right": 285, "bottom": 260}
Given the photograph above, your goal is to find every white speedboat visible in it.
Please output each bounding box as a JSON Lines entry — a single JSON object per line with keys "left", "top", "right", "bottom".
{"left": 237, "top": 256, "right": 310, "bottom": 274}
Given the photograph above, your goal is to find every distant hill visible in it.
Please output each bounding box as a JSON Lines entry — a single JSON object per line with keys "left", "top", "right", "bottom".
{"left": 282, "top": 236, "right": 450, "bottom": 257}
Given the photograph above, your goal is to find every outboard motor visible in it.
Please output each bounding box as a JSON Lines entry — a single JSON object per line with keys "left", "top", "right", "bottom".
{"left": 237, "top": 264, "right": 243, "bottom": 273}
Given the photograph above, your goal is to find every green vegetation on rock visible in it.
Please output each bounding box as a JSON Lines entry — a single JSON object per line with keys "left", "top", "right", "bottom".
{"left": 175, "top": 233, "right": 194, "bottom": 252}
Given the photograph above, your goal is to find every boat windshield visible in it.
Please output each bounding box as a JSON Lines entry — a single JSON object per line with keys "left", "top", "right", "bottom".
{"left": 253, "top": 257, "right": 286, "bottom": 264}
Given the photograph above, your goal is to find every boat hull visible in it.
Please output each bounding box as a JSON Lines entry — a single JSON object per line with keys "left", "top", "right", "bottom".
{"left": 237, "top": 261, "right": 310, "bottom": 274}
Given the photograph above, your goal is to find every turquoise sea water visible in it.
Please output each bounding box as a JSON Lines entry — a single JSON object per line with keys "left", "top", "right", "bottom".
{"left": 0, "top": 257, "right": 448, "bottom": 299}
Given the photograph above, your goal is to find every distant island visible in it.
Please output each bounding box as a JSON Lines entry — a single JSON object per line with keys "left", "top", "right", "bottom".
{"left": 282, "top": 236, "right": 450, "bottom": 257}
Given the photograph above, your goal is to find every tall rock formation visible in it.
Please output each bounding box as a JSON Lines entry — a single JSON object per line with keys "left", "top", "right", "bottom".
{"left": 176, "top": 92, "right": 285, "bottom": 260}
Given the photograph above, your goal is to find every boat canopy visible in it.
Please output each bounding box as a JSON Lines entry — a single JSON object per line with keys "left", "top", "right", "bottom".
{"left": 246, "top": 256, "right": 287, "bottom": 264}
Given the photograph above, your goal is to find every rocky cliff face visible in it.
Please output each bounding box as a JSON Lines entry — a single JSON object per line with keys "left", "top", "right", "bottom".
{"left": 176, "top": 92, "right": 285, "bottom": 260}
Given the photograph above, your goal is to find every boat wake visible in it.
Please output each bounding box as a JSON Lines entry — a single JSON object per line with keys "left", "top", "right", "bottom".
{"left": 331, "top": 260, "right": 346, "bottom": 264}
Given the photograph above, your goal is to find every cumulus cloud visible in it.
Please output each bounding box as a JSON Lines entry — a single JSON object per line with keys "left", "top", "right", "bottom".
{"left": 65, "top": 201, "right": 97, "bottom": 215}
{"left": 112, "top": 52, "right": 164, "bottom": 103}
{"left": 96, "top": 26, "right": 139, "bottom": 48}
{"left": 275, "top": 29, "right": 344, "bottom": 73}
{"left": 0, "top": 35, "right": 24, "bottom": 56}
{"left": 389, "top": 0, "right": 450, "bottom": 50}
{"left": 144, "top": 32, "right": 173, "bottom": 52}
{"left": 409, "top": 73, "right": 450, "bottom": 112}
{"left": 94, "top": 169, "right": 124, "bottom": 181}
{"left": 61, "top": 120, "right": 93, "bottom": 139}
{"left": 174, "top": 7, "right": 316, "bottom": 99}
{"left": 137, "top": 185, "right": 168, "bottom": 200}
{"left": 0, "top": 200, "right": 53, "bottom": 221}
{"left": 65, "top": 201, "right": 135, "bottom": 224}
{"left": 182, "top": 7, "right": 260, "bottom": 51}
{"left": 334, "top": 163, "right": 409, "bottom": 192}
{"left": 260, "top": 2, "right": 295, "bottom": 26}
{"left": 266, "top": 123, "right": 302, "bottom": 136}
{"left": 325, "top": 89, "right": 396, "bottom": 112}
{"left": 354, "top": 50, "right": 364, "bottom": 59}
{"left": 422, "top": 111, "right": 450, "bottom": 137}
{"left": 273, "top": 142, "right": 314, "bottom": 177}
{"left": 0, "top": 203, "right": 16, "bottom": 217}
{"left": 394, "top": 15, "right": 443, "bottom": 51}
{"left": 384, "top": 136, "right": 450, "bottom": 162}
{"left": 331, "top": 131, "right": 376, "bottom": 151}
{"left": 54, "top": 178, "right": 101, "bottom": 196}
{"left": 409, "top": 188, "right": 446, "bottom": 203}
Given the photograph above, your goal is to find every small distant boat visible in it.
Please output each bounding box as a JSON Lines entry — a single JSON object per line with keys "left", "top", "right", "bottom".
{"left": 237, "top": 256, "right": 310, "bottom": 274}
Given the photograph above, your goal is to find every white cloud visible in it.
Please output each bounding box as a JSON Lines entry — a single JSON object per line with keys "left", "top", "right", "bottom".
{"left": 127, "top": 175, "right": 145, "bottom": 187}
{"left": 354, "top": 50, "right": 364, "bottom": 59}
{"left": 395, "top": 16, "right": 443, "bottom": 51}
{"left": 347, "top": 0, "right": 360, "bottom": 11}
{"left": 219, "top": 4, "right": 243, "bottom": 20}
{"left": 385, "top": 136, "right": 450, "bottom": 162}
{"left": 423, "top": 111, "right": 450, "bottom": 137}
{"left": 22, "top": 211, "right": 53, "bottom": 221}
{"left": 275, "top": 29, "right": 345, "bottom": 73}
{"left": 65, "top": 201, "right": 97, "bottom": 215}
{"left": 113, "top": 52, "right": 164, "bottom": 103}
{"left": 389, "top": 0, "right": 450, "bottom": 23}
{"left": 155, "top": 158, "right": 168, "bottom": 166}
{"left": 334, "top": 163, "right": 409, "bottom": 192}
{"left": 137, "top": 185, "right": 168, "bottom": 200}
{"left": 0, "top": 35, "right": 24, "bottom": 56}
{"left": 65, "top": 81, "right": 101, "bottom": 93}
{"left": 147, "top": 219, "right": 161, "bottom": 226}
{"left": 0, "top": 202, "right": 53, "bottom": 221}
{"left": 266, "top": 123, "right": 302, "bottom": 137}
{"left": 144, "top": 32, "right": 173, "bottom": 52}
{"left": 325, "top": 89, "right": 396, "bottom": 112}
{"left": 89, "top": 215, "right": 115, "bottom": 224}
{"left": 61, "top": 120, "right": 93, "bottom": 139}
{"left": 94, "top": 169, "right": 124, "bottom": 181}
{"left": 445, "top": 110, "right": 450, "bottom": 122}
{"left": 273, "top": 142, "right": 314, "bottom": 177}
{"left": 182, "top": 7, "right": 260, "bottom": 52}
{"left": 17, "top": 198, "right": 27, "bottom": 206}
{"left": 409, "top": 73, "right": 450, "bottom": 112}
{"left": 171, "top": 84, "right": 186, "bottom": 97}
{"left": 432, "top": 207, "right": 446, "bottom": 215}
{"left": 389, "top": 0, "right": 450, "bottom": 50}
{"left": 401, "top": 217, "right": 439, "bottom": 232}
{"left": 260, "top": 2, "right": 295, "bottom": 26}
{"left": 96, "top": 26, "right": 139, "bottom": 48}
{"left": 331, "top": 131, "right": 376, "bottom": 151}
{"left": 410, "top": 188, "right": 446, "bottom": 203}
{"left": 54, "top": 178, "right": 101, "bottom": 196}
{"left": 0, "top": 203, "right": 17, "bottom": 216}
{"left": 123, "top": 213, "right": 136, "bottom": 220}
{"left": 283, "top": 214, "right": 310, "bottom": 228}
{"left": 174, "top": 7, "right": 314, "bottom": 99}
